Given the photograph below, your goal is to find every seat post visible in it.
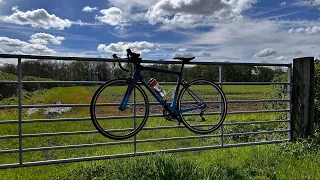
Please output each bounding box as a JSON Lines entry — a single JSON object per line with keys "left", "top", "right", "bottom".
{"left": 180, "top": 62, "right": 185, "bottom": 77}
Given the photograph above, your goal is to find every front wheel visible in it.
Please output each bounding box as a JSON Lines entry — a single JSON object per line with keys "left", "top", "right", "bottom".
{"left": 177, "top": 79, "right": 227, "bottom": 134}
{"left": 90, "top": 79, "right": 149, "bottom": 140}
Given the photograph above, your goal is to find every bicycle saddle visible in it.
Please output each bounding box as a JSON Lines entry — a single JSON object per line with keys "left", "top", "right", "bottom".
{"left": 173, "top": 57, "right": 195, "bottom": 63}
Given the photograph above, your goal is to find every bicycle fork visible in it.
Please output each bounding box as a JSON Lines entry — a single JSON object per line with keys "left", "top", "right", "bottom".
{"left": 119, "top": 78, "right": 137, "bottom": 111}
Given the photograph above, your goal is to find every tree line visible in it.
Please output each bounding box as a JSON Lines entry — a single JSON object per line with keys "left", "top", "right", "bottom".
{"left": 0, "top": 59, "right": 285, "bottom": 82}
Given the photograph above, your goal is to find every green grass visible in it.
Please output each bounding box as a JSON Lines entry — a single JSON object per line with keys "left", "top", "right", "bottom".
{"left": 1, "top": 142, "right": 320, "bottom": 179}
{"left": 0, "top": 84, "right": 304, "bottom": 179}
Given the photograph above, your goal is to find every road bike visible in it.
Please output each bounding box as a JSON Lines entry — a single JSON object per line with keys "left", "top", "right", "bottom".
{"left": 90, "top": 49, "right": 227, "bottom": 140}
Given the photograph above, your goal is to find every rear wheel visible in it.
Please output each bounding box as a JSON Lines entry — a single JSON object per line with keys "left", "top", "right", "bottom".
{"left": 177, "top": 79, "right": 227, "bottom": 134}
{"left": 90, "top": 79, "right": 149, "bottom": 140}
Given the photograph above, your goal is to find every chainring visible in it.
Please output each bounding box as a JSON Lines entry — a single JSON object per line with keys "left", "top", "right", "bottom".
{"left": 162, "top": 109, "right": 175, "bottom": 121}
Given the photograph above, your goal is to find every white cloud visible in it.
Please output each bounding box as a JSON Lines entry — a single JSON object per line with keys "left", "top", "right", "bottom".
{"left": 12, "top": 6, "right": 19, "bottom": 11}
{"left": 192, "top": 17, "right": 282, "bottom": 46}
{"left": 202, "top": 52, "right": 211, "bottom": 56}
{"left": 147, "top": 0, "right": 257, "bottom": 28}
{"left": 288, "top": 26, "right": 320, "bottom": 35}
{"left": 277, "top": 19, "right": 320, "bottom": 30}
{"left": 275, "top": 56, "right": 288, "bottom": 61}
{"left": 159, "top": 15, "right": 221, "bottom": 30}
{"left": 0, "top": 0, "right": 4, "bottom": 4}
{"left": 294, "top": 51, "right": 303, "bottom": 56}
{"left": 96, "top": 7, "right": 127, "bottom": 27}
{"left": 0, "top": 37, "right": 28, "bottom": 48}
{"left": 22, "top": 43, "right": 56, "bottom": 54}
{"left": 106, "top": 0, "right": 158, "bottom": 23}
{"left": 97, "top": 41, "right": 154, "bottom": 54}
{"left": 72, "top": 20, "right": 102, "bottom": 27}
{"left": 11, "top": 51, "right": 24, "bottom": 54}
{"left": 149, "top": 0, "right": 229, "bottom": 17}
{"left": 29, "top": 33, "right": 65, "bottom": 45}
{"left": 173, "top": 48, "right": 194, "bottom": 58}
{"left": 280, "top": 2, "right": 286, "bottom": 6}
{"left": 229, "top": 0, "right": 258, "bottom": 14}
{"left": 186, "top": 17, "right": 320, "bottom": 62}
{"left": 0, "top": 8, "right": 72, "bottom": 30}
{"left": 82, "top": 6, "right": 98, "bottom": 12}
{"left": 0, "top": 36, "right": 56, "bottom": 55}
{"left": 177, "top": 48, "right": 187, "bottom": 52}
{"left": 0, "top": 48, "right": 5, "bottom": 53}
{"left": 108, "top": 0, "right": 157, "bottom": 12}
{"left": 293, "top": 0, "right": 320, "bottom": 7}
{"left": 254, "top": 48, "right": 277, "bottom": 58}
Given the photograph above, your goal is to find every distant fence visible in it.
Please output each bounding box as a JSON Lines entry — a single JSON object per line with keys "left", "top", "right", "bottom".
{"left": 0, "top": 54, "right": 296, "bottom": 169}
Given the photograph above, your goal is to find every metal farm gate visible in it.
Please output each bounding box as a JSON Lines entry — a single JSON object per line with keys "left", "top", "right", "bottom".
{"left": 0, "top": 54, "right": 292, "bottom": 169}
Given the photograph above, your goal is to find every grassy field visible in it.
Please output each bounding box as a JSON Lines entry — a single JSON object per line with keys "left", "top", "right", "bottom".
{"left": 0, "top": 84, "right": 309, "bottom": 179}
{"left": 1, "top": 141, "right": 320, "bottom": 179}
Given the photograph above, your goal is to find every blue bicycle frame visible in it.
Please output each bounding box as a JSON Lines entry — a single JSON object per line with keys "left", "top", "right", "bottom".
{"left": 119, "top": 62, "right": 206, "bottom": 115}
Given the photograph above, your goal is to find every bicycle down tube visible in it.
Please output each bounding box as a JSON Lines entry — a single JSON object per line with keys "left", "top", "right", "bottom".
{"left": 119, "top": 62, "right": 206, "bottom": 115}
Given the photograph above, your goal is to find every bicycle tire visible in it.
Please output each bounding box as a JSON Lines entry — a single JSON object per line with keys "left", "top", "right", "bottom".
{"left": 177, "top": 79, "right": 227, "bottom": 134}
{"left": 90, "top": 78, "right": 149, "bottom": 140}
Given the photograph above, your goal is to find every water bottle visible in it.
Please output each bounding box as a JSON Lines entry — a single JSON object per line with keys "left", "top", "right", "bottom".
{"left": 148, "top": 78, "right": 166, "bottom": 97}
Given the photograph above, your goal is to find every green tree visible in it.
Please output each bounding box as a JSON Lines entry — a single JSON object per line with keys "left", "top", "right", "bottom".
{"left": 0, "top": 63, "right": 16, "bottom": 74}
{"left": 70, "top": 61, "right": 89, "bottom": 81}
{"left": 0, "top": 71, "right": 17, "bottom": 99}
{"left": 255, "top": 67, "right": 275, "bottom": 82}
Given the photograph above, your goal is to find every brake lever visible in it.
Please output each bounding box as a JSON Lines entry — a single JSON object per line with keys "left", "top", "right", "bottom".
{"left": 112, "top": 54, "right": 129, "bottom": 72}
{"left": 118, "top": 62, "right": 129, "bottom": 72}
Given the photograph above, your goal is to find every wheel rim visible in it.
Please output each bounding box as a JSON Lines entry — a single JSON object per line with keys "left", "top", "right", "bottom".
{"left": 178, "top": 79, "right": 227, "bottom": 134}
{"left": 91, "top": 79, "right": 149, "bottom": 139}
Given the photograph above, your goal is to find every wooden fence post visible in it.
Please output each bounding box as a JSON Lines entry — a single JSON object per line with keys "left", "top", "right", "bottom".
{"left": 292, "top": 57, "right": 315, "bottom": 139}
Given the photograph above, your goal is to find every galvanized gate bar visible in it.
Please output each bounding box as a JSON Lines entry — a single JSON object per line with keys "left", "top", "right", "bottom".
{"left": 219, "top": 65, "right": 224, "bottom": 147}
{"left": 0, "top": 99, "right": 290, "bottom": 110}
{"left": 0, "top": 118, "right": 290, "bottom": 126}
{"left": 0, "top": 119, "right": 290, "bottom": 141}
{"left": 17, "top": 57, "right": 23, "bottom": 164}
{"left": 0, "top": 54, "right": 292, "bottom": 67}
{"left": 0, "top": 139, "right": 289, "bottom": 169}
{"left": 0, "top": 81, "right": 290, "bottom": 85}
{"left": 0, "top": 129, "right": 290, "bottom": 155}
{"left": 0, "top": 107, "right": 289, "bottom": 125}
{"left": 287, "top": 65, "right": 292, "bottom": 140}
{"left": 133, "top": 77, "right": 137, "bottom": 154}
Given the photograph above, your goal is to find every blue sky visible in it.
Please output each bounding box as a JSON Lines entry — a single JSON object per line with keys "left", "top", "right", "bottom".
{"left": 0, "top": 0, "right": 319, "bottom": 64}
